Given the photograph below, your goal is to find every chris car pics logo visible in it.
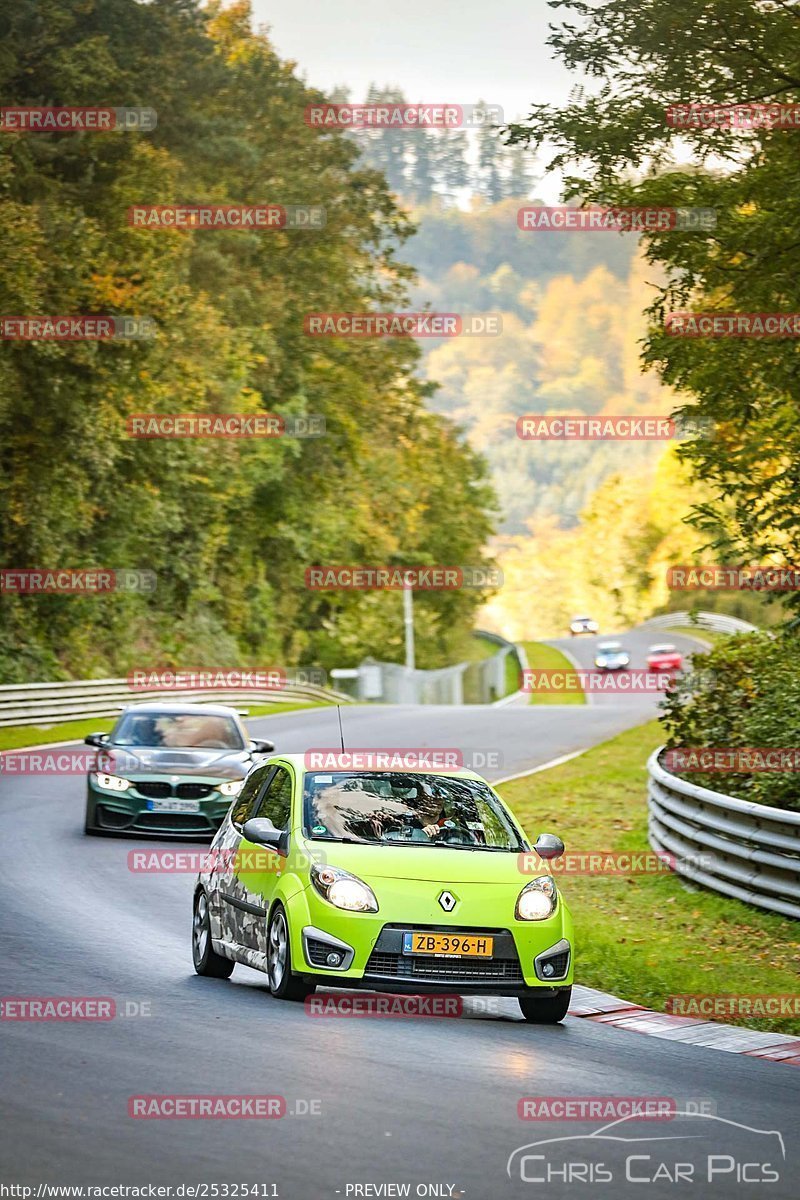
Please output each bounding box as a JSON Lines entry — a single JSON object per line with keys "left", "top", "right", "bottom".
{"left": 507, "top": 1112, "right": 785, "bottom": 1186}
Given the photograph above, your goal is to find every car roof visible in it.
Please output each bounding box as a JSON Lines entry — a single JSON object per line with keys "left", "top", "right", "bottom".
{"left": 649, "top": 643, "right": 677, "bottom": 652}
{"left": 117, "top": 702, "right": 245, "bottom": 718}
{"left": 268, "top": 752, "right": 488, "bottom": 783}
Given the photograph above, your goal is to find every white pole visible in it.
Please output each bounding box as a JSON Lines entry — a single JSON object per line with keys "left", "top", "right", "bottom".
{"left": 403, "top": 575, "right": 415, "bottom": 670}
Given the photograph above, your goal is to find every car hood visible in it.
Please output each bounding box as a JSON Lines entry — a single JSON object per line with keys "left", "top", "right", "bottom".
{"left": 98, "top": 744, "right": 250, "bottom": 780}
{"left": 304, "top": 841, "right": 530, "bottom": 884}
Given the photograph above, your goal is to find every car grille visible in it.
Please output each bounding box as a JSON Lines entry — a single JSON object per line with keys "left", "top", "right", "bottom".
{"left": 176, "top": 782, "right": 214, "bottom": 800}
{"left": 365, "top": 949, "right": 523, "bottom": 983}
{"left": 135, "top": 781, "right": 172, "bottom": 800}
{"left": 133, "top": 781, "right": 216, "bottom": 800}
{"left": 540, "top": 949, "right": 570, "bottom": 977}
{"left": 133, "top": 812, "right": 214, "bottom": 832}
{"left": 96, "top": 805, "right": 134, "bottom": 830}
{"left": 306, "top": 938, "right": 336, "bottom": 967}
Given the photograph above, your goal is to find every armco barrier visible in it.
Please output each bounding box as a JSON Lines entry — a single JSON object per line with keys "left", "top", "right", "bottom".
{"left": 647, "top": 747, "right": 800, "bottom": 920}
{"left": 0, "top": 675, "right": 353, "bottom": 728}
{"left": 347, "top": 632, "right": 523, "bottom": 705}
{"left": 642, "top": 610, "right": 758, "bottom": 635}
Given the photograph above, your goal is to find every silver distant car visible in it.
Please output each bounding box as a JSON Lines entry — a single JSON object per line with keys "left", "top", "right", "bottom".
{"left": 593, "top": 641, "right": 630, "bottom": 671}
{"left": 569, "top": 615, "right": 599, "bottom": 636}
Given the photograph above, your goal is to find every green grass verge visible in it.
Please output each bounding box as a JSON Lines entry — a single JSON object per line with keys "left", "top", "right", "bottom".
{"left": 0, "top": 701, "right": 327, "bottom": 752}
{"left": 518, "top": 641, "right": 586, "bottom": 706}
{"left": 497, "top": 720, "right": 800, "bottom": 1034}
{"left": 661, "top": 625, "right": 731, "bottom": 647}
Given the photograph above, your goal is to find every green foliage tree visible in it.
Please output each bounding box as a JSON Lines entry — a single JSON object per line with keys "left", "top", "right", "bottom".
{"left": 507, "top": 0, "right": 800, "bottom": 617}
{"left": 660, "top": 631, "right": 800, "bottom": 810}
{"left": 0, "top": 0, "right": 496, "bottom": 681}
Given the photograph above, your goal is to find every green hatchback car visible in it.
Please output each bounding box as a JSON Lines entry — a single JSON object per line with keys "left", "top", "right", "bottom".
{"left": 192, "top": 754, "right": 574, "bottom": 1022}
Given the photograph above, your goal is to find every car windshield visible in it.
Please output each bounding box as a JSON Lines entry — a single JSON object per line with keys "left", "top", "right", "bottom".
{"left": 598, "top": 642, "right": 622, "bottom": 651}
{"left": 650, "top": 644, "right": 676, "bottom": 653}
{"left": 303, "top": 771, "right": 525, "bottom": 850}
{"left": 111, "top": 712, "right": 245, "bottom": 750}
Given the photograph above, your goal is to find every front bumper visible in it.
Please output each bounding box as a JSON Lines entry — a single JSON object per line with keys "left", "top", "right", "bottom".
{"left": 287, "top": 884, "right": 574, "bottom": 993}
{"left": 86, "top": 775, "right": 233, "bottom": 838}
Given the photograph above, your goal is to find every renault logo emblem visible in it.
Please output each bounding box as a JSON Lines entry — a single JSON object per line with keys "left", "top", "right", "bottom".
{"left": 438, "top": 890, "right": 457, "bottom": 912}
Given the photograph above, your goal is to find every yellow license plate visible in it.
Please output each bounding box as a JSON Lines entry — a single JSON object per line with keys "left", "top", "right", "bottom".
{"left": 403, "top": 932, "right": 494, "bottom": 958}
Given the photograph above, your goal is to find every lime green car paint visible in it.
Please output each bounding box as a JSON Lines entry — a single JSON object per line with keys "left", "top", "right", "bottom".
{"left": 197, "top": 754, "right": 574, "bottom": 997}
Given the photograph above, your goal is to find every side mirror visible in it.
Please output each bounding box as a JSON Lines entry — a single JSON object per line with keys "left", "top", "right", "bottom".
{"left": 84, "top": 733, "right": 109, "bottom": 748}
{"left": 533, "top": 832, "right": 565, "bottom": 860}
{"left": 242, "top": 817, "right": 283, "bottom": 848}
{"left": 250, "top": 739, "right": 274, "bottom": 755}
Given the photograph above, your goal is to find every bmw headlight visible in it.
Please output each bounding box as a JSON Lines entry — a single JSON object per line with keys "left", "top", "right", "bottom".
{"left": 93, "top": 772, "right": 130, "bottom": 792}
{"left": 311, "top": 863, "right": 378, "bottom": 912}
{"left": 216, "top": 779, "right": 244, "bottom": 797}
{"left": 516, "top": 875, "right": 557, "bottom": 921}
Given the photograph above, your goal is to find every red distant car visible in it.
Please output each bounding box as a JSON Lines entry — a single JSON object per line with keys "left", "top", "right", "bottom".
{"left": 646, "top": 643, "right": 683, "bottom": 673}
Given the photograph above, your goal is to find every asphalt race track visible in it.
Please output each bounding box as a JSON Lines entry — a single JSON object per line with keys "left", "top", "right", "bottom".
{"left": 2, "top": 634, "right": 798, "bottom": 1198}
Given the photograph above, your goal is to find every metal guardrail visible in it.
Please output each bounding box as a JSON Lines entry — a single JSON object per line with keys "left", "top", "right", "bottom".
{"left": 642, "top": 610, "right": 758, "bottom": 634}
{"left": 0, "top": 675, "right": 353, "bottom": 728}
{"left": 348, "top": 632, "right": 521, "bottom": 705}
{"left": 647, "top": 746, "right": 800, "bottom": 920}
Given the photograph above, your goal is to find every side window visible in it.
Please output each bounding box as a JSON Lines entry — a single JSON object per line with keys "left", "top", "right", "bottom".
{"left": 254, "top": 767, "right": 293, "bottom": 830}
{"left": 230, "top": 766, "right": 274, "bottom": 829}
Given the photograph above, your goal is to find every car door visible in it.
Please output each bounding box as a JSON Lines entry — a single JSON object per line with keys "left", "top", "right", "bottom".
{"left": 234, "top": 765, "right": 295, "bottom": 957}
{"left": 210, "top": 763, "right": 275, "bottom": 956}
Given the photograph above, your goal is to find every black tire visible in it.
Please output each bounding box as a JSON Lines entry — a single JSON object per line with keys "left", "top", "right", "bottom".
{"left": 267, "top": 904, "right": 315, "bottom": 1001}
{"left": 192, "top": 890, "right": 234, "bottom": 978}
{"left": 519, "top": 987, "right": 572, "bottom": 1024}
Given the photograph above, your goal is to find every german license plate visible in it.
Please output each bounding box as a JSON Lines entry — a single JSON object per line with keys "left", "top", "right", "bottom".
{"left": 402, "top": 932, "right": 493, "bottom": 958}
{"left": 146, "top": 798, "right": 201, "bottom": 813}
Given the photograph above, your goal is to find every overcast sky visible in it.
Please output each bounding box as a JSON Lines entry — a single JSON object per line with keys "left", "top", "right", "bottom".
{"left": 251, "top": 0, "right": 578, "bottom": 129}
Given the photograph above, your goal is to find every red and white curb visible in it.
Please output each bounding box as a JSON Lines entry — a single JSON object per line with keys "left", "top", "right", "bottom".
{"left": 570, "top": 985, "right": 800, "bottom": 1067}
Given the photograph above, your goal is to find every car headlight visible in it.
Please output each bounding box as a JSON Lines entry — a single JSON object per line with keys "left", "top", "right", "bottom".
{"left": 216, "top": 779, "right": 244, "bottom": 797}
{"left": 93, "top": 772, "right": 130, "bottom": 792}
{"left": 311, "top": 864, "right": 378, "bottom": 912}
{"left": 516, "top": 875, "right": 557, "bottom": 921}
